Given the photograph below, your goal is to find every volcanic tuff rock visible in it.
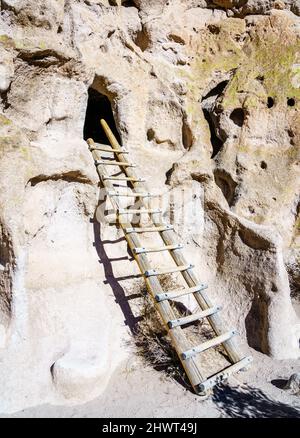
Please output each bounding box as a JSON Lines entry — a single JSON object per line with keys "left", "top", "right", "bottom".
{"left": 0, "top": 0, "right": 299, "bottom": 412}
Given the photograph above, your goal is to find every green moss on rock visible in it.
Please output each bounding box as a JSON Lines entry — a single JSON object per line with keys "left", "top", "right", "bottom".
{"left": 0, "top": 34, "right": 15, "bottom": 49}
{"left": 0, "top": 115, "right": 12, "bottom": 126}
{"left": 222, "top": 17, "right": 300, "bottom": 110}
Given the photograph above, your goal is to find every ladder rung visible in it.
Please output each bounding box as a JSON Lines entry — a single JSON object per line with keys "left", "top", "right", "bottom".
{"left": 108, "top": 190, "right": 155, "bottom": 198}
{"left": 125, "top": 225, "right": 174, "bottom": 234}
{"left": 168, "top": 306, "right": 222, "bottom": 329}
{"left": 118, "top": 209, "right": 162, "bottom": 215}
{"left": 103, "top": 176, "right": 145, "bottom": 182}
{"left": 134, "top": 244, "right": 183, "bottom": 255}
{"left": 197, "top": 356, "right": 253, "bottom": 393}
{"left": 90, "top": 145, "right": 129, "bottom": 154}
{"left": 95, "top": 160, "right": 136, "bottom": 167}
{"left": 155, "top": 283, "right": 208, "bottom": 302}
{"left": 182, "top": 330, "right": 238, "bottom": 360}
{"left": 144, "top": 264, "right": 194, "bottom": 277}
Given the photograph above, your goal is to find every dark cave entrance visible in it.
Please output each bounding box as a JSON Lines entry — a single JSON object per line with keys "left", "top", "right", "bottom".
{"left": 202, "top": 108, "right": 224, "bottom": 158}
{"left": 83, "top": 88, "right": 121, "bottom": 145}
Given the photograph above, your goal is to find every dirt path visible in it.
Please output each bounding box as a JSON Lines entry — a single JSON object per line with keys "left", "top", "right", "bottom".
{"left": 2, "top": 349, "right": 300, "bottom": 418}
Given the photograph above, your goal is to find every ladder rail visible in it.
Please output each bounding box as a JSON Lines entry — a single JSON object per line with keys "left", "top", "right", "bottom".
{"left": 156, "top": 227, "right": 242, "bottom": 364}
{"left": 100, "top": 120, "right": 146, "bottom": 193}
{"left": 124, "top": 225, "right": 206, "bottom": 390}
{"left": 88, "top": 122, "right": 250, "bottom": 394}
{"left": 88, "top": 137, "right": 206, "bottom": 392}
{"left": 99, "top": 120, "right": 243, "bottom": 365}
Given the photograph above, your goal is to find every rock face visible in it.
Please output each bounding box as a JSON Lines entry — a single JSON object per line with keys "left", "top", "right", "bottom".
{"left": 0, "top": 0, "right": 299, "bottom": 412}
{"left": 284, "top": 373, "right": 300, "bottom": 394}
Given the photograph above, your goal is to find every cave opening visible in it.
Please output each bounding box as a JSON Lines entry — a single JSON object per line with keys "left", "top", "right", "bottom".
{"left": 83, "top": 88, "right": 121, "bottom": 145}
{"left": 230, "top": 108, "right": 245, "bottom": 127}
{"left": 147, "top": 128, "right": 155, "bottom": 142}
{"left": 267, "top": 97, "right": 274, "bottom": 108}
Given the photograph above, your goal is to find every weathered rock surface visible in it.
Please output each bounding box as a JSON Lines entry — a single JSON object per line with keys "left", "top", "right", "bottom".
{"left": 284, "top": 372, "right": 300, "bottom": 394}
{"left": 0, "top": 0, "right": 299, "bottom": 413}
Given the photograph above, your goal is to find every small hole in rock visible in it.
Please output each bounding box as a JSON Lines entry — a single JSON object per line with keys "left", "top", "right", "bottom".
{"left": 256, "top": 75, "right": 264, "bottom": 83}
{"left": 271, "top": 284, "right": 278, "bottom": 293}
{"left": 168, "top": 33, "right": 185, "bottom": 45}
{"left": 207, "top": 24, "right": 220, "bottom": 35}
{"left": 267, "top": 97, "right": 274, "bottom": 108}
{"left": 288, "top": 128, "right": 295, "bottom": 145}
{"left": 230, "top": 108, "right": 245, "bottom": 127}
{"left": 287, "top": 98, "right": 295, "bottom": 107}
{"left": 147, "top": 128, "right": 155, "bottom": 141}
{"left": 260, "top": 161, "right": 267, "bottom": 170}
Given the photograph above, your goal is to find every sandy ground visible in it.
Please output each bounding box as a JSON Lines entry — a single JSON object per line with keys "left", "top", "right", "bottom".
{"left": 1, "top": 300, "right": 299, "bottom": 418}
{"left": 1, "top": 346, "right": 299, "bottom": 419}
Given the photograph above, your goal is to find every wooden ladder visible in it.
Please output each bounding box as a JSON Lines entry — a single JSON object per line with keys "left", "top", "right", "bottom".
{"left": 87, "top": 119, "right": 252, "bottom": 395}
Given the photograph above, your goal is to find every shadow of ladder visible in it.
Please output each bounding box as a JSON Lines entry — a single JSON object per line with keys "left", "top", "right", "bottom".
{"left": 87, "top": 119, "right": 253, "bottom": 395}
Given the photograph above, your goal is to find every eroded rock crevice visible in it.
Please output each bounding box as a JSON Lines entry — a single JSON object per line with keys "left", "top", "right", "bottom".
{"left": 214, "top": 169, "right": 238, "bottom": 207}
{"left": 201, "top": 80, "right": 229, "bottom": 158}
{"left": 27, "top": 171, "right": 93, "bottom": 187}
{"left": 0, "top": 222, "right": 15, "bottom": 326}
